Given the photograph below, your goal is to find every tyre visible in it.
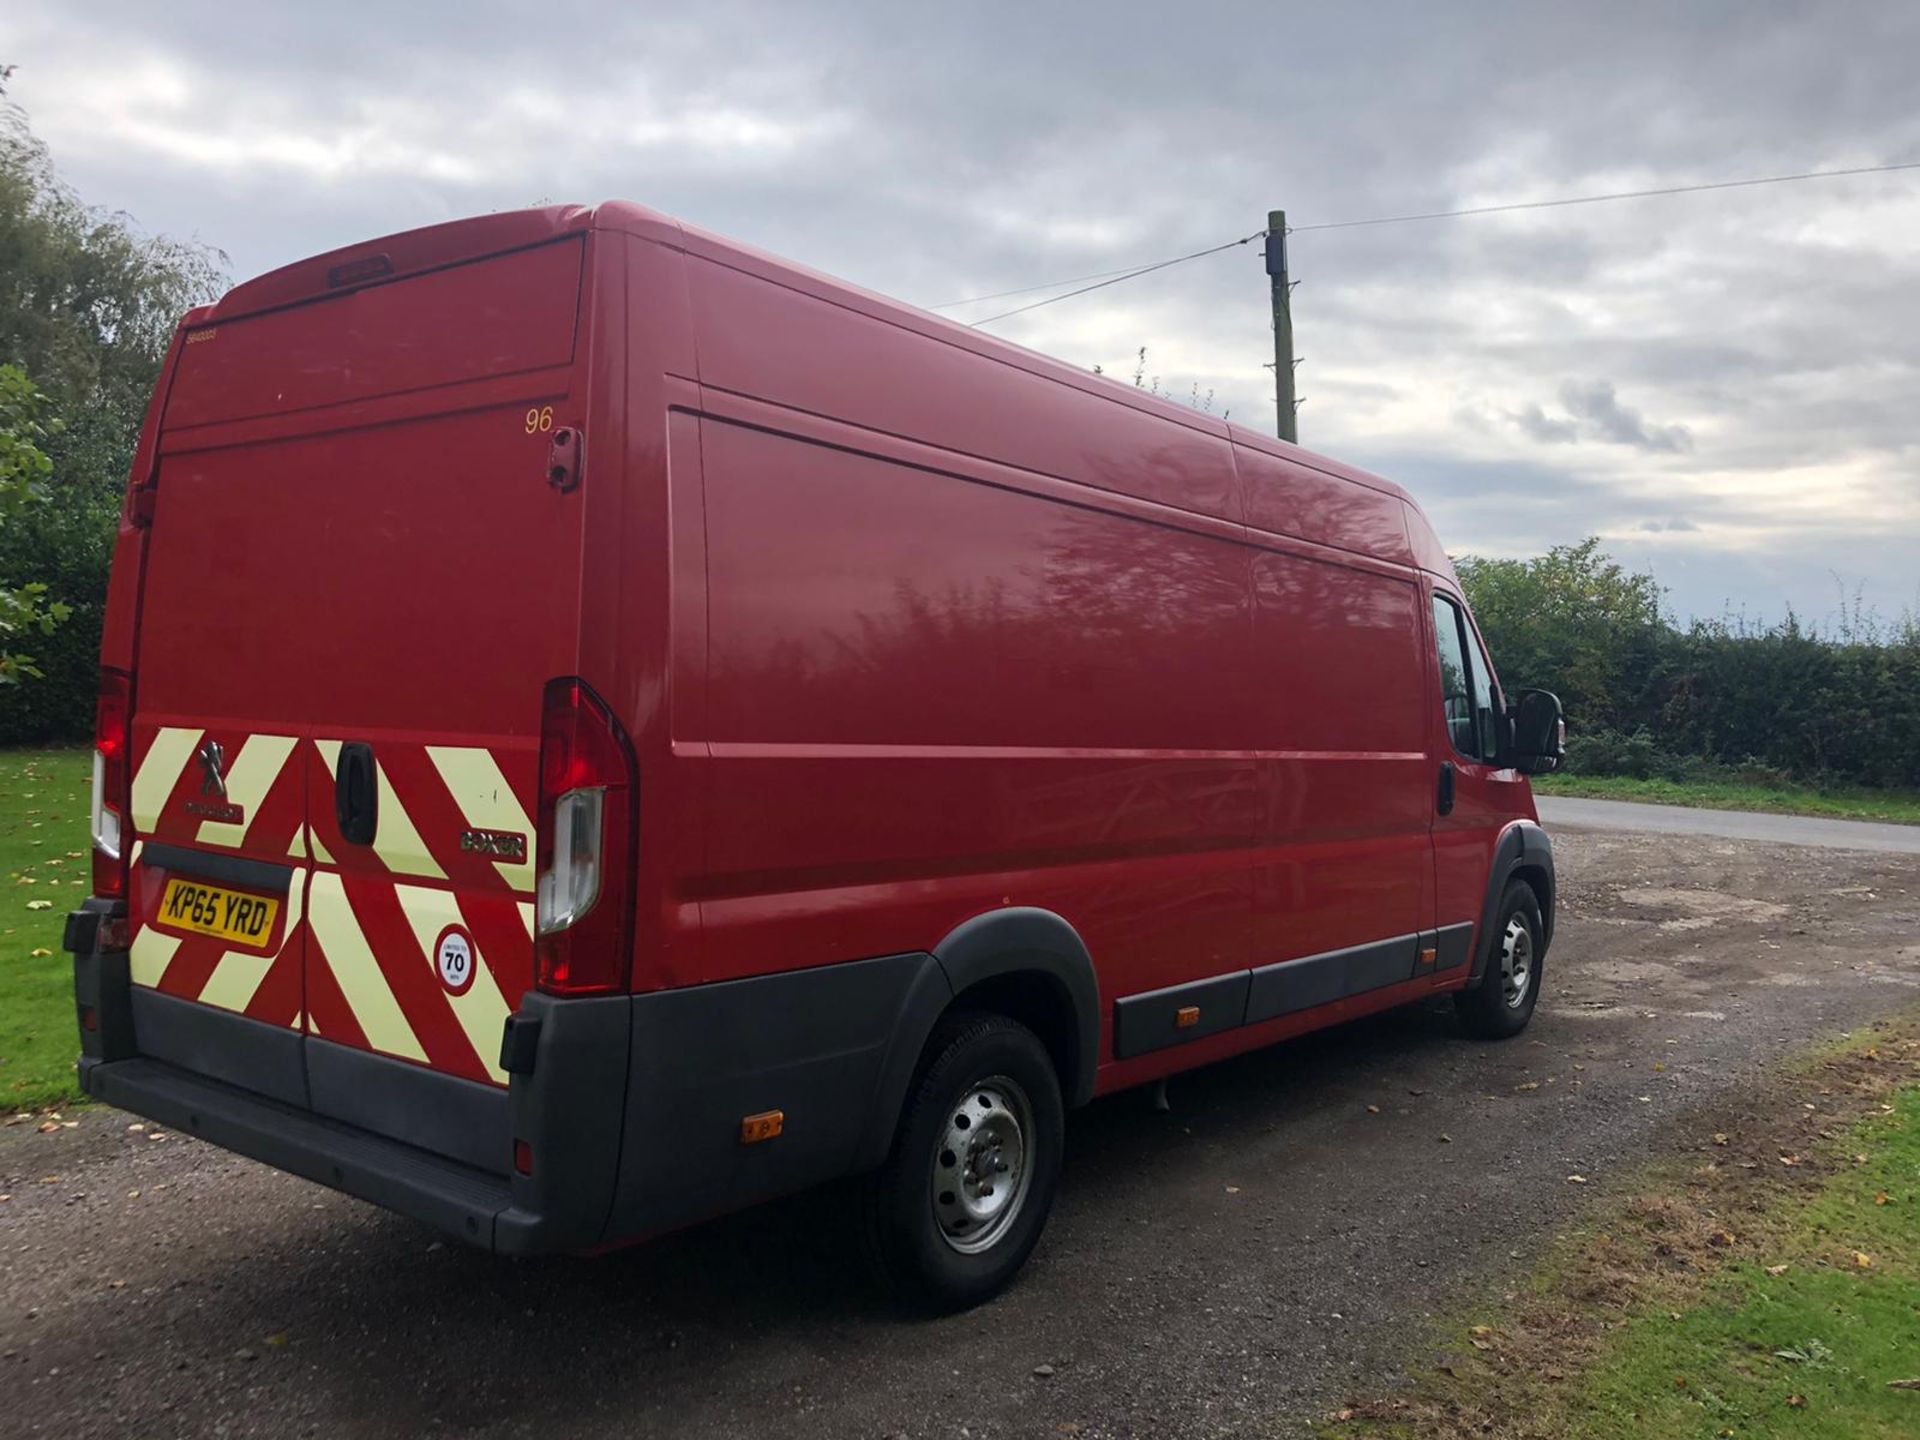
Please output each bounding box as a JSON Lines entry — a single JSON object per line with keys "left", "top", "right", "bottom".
{"left": 865, "top": 1012, "right": 1065, "bottom": 1311}
{"left": 1454, "top": 880, "right": 1545, "bottom": 1040}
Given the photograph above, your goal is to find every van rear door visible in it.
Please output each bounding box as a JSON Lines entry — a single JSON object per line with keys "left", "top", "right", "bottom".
{"left": 128, "top": 230, "right": 597, "bottom": 1164}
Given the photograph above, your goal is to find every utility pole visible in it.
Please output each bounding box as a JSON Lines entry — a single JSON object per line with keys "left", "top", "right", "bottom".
{"left": 1265, "top": 209, "right": 1297, "bottom": 443}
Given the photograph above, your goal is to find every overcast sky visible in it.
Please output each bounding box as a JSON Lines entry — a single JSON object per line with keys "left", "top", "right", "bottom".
{"left": 10, "top": 1, "right": 1919, "bottom": 626}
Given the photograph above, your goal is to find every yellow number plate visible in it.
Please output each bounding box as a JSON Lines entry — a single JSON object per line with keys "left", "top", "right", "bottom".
{"left": 157, "top": 878, "right": 281, "bottom": 947}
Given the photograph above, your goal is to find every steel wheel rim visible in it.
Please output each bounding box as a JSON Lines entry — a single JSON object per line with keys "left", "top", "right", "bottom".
{"left": 932, "top": 1075, "right": 1034, "bottom": 1255}
{"left": 1500, "top": 914, "right": 1535, "bottom": 1009}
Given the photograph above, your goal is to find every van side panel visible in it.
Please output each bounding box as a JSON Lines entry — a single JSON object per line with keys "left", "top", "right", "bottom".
{"left": 1245, "top": 549, "right": 1431, "bottom": 971}
{"left": 684, "top": 253, "right": 1242, "bottom": 523}
{"left": 694, "top": 414, "right": 1259, "bottom": 1022}
{"left": 1235, "top": 443, "right": 1414, "bottom": 566}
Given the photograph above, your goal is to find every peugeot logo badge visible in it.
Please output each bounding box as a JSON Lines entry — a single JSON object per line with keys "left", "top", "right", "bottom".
{"left": 197, "top": 738, "right": 228, "bottom": 799}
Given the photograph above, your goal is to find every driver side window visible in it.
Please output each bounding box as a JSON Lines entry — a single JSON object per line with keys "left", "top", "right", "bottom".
{"left": 1431, "top": 594, "right": 1500, "bottom": 764}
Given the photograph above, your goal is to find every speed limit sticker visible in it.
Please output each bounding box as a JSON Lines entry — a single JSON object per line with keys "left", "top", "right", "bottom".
{"left": 434, "top": 925, "right": 478, "bottom": 996}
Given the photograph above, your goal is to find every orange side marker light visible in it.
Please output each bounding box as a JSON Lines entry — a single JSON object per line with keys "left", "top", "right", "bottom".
{"left": 740, "top": 1110, "right": 785, "bottom": 1145}
{"left": 1175, "top": 1005, "right": 1201, "bottom": 1029}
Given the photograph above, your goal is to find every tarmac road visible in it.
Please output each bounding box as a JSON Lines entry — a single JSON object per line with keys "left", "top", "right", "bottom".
{"left": 1535, "top": 793, "right": 1920, "bottom": 854}
{"left": 4, "top": 814, "right": 1919, "bottom": 1439}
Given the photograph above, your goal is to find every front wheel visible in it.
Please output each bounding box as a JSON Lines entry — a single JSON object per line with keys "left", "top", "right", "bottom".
{"left": 865, "top": 1012, "right": 1065, "bottom": 1311}
{"left": 1454, "top": 880, "right": 1545, "bottom": 1039}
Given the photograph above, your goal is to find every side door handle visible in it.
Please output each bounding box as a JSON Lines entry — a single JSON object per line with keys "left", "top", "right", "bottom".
{"left": 336, "top": 742, "right": 378, "bottom": 845}
{"left": 1436, "top": 761, "right": 1456, "bottom": 817}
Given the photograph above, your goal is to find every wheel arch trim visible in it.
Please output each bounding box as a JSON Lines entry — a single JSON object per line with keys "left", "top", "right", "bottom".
{"left": 1468, "top": 820, "right": 1555, "bottom": 988}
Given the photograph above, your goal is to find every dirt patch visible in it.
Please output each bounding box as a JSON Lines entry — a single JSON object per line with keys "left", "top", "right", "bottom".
{"left": 1330, "top": 1012, "right": 1920, "bottom": 1438}
{"left": 1614, "top": 886, "right": 1790, "bottom": 928}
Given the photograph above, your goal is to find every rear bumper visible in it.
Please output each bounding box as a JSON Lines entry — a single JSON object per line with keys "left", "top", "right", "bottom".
{"left": 69, "top": 901, "right": 950, "bottom": 1255}
{"left": 69, "top": 900, "right": 627, "bottom": 1256}
{"left": 80, "top": 1053, "right": 525, "bottom": 1248}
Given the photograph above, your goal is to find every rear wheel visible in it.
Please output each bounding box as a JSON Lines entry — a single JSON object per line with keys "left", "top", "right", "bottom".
{"left": 1454, "top": 880, "right": 1544, "bottom": 1039}
{"left": 865, "top": 1012, "right": 1064, "bottom": 1311}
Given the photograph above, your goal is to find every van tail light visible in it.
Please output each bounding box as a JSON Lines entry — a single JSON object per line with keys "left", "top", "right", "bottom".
{"left": 533, "top": 677, "right": 637, "bottom": 996}
{"left": 91, "top": 667, "right": 133, "bottom": 901}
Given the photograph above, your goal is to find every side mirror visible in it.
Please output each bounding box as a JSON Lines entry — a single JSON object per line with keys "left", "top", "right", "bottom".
{"left": 1506, "top": 689, "right": 1565, "bottom": 775}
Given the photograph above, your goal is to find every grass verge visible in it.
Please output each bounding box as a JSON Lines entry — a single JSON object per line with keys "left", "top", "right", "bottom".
{"left": 1328, "top": 1016, "right": 1920, "bottom": 1438}
{"left": 1, "top": 746, "right": 90, "bottom": 1111}
{"left": 1532, "top": 772, "right": 1920, "bottom": 826}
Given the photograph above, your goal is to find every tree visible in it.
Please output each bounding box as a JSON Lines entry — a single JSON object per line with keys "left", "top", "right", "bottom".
{"left": 0, "top": 363, "right": 68, "bottom": 682}
{"left": 1455, "top": 538, "right": 1666, "bottom": 733}
{"left": 0, "top": 100, "right": 225, "bottom": 732}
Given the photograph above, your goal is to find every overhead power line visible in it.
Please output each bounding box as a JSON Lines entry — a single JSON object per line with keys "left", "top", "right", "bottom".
{"left": 956, "top": 157, "right": 1920, "bottom": 326}
{"left": 930, "top": 261, "right": 1163, "bottom": 310}
{"left": 966, "top": 232, "right": 1265, "bottom": 326}
{"left": 1288, "top": 158, "right": 1920, "bottom": 232}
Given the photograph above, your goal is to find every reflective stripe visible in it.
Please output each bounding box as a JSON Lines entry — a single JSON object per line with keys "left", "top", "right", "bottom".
{"left": 199, "top": 869, "right": 305, "bottom": 1014}
{"left": 425, "top": 746, "right": 536, "bottom": 893}
{"left": 373, "top": 760, "right": 447, "bottom": 879}
{"left": 392, "top": 884, "right": 510, "bottom": 1085}
{"left": 196, "top": 733, "right": 298, "bottom": 848}
{"left": 129, "top": 927, "right": 181, "bottom": 989}
{"left": 131, "top": 727, "right": 203, "bottom": 833}
{"left": 306, "top": 870, "right": 428, "bottom": 1063}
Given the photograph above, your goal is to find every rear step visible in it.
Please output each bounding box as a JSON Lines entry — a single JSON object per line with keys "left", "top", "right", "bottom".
{"left": 80, "top": 1056, "right": 514, "bottom": 1249}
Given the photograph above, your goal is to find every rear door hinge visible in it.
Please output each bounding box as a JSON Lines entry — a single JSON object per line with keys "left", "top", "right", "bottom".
{"left": 546, "top": 426, "right": 584, "bottom": 492}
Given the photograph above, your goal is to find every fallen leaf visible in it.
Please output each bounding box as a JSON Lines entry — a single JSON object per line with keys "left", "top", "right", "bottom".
{"left": 1566, "top": 1174, "right": 1588, "bottom": 1184}
{"left": 1225, "top": 1185, "right": 1240, "bottom": 1195}
{"left": 25, "top": 900, "right": 51, "bottom": 911}
{"left": 1779, "top": 1154, "right": 1800, "bottom": 1166}
{"left": 1766, "top": 1264, "right": 1790, "bottom": 1276}
{"left": 1876, "top": 1191, "right": 1891, "bottom": 1206}
{"left": 1437, "top": 1133, "right": 1452, "bottom": 1144}
{"left": 1854, "top": 1251, "right": 1874, "bottom": 1269}
{"left": 1787, "top": 1395, "right": 1807, "bottom": 1409}
{"left": 37, "top": 1121, "right": 58, "bottom": 1134}
{"left": 29, "top": 947, "right": 51, "bottom": 958}
{"left": 1366, "top": 1105, "right": 1380, "bottom": 1115}
{"left": 1708, "top": 1229, "right": 1736, "bottom": 1247}
{"left": 265, "top": 1333, "right": 289, "bottom": 1347}
{"left": 1712, "top": 1133, "right": 1729, "bottom": 1146}
{"left": 1514, "top": 1082, "right": 1539, "bottom": 1092}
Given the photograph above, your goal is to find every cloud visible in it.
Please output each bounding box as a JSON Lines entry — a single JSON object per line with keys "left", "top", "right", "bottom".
{"left": 7, "top": 0, "right": 1920, "bottom": 624}
{"left": 1558, "top": 380, "right": 1693, "bottom": 453}
{"left": 1510, "top": 403, "right": 1580, "bottom": 445}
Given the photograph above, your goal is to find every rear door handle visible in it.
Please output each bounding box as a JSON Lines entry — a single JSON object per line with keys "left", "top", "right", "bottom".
{"left": 336, "top": 742, "right": 378, "bottom": 845}
{"left": 1436, "top": 761, "right": 1456, "bottom": 816}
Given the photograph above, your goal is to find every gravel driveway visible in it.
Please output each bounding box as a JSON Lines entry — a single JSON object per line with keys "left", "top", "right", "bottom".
{"left": 4, "top": 814, "right": 1918, "bottom": 1439}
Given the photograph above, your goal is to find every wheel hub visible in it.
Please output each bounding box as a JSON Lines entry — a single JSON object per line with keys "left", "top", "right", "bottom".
{"left": 933, "top": 1077, "right": 1034, "bottom": 1254}
{"left": 1500, "top": 914, "right": 1534, "bottom": 1009}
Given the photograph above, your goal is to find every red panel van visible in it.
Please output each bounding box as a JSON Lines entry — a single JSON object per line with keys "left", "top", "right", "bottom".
{"left": 67, "top": 203, "right": 1564, "bottom": 1308}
